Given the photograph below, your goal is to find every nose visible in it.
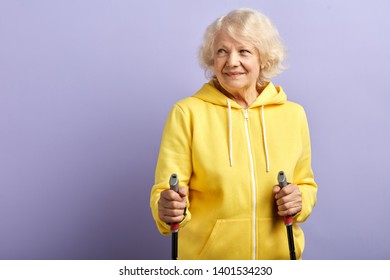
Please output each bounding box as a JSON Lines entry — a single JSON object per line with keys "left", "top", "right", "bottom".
{"left": 226, "top": 51, "right": 240, "bottom": 67}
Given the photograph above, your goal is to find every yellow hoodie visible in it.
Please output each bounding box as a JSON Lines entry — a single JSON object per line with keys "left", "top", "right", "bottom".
{"left": 150, "top": 81, "right": 317, "bottom": 260}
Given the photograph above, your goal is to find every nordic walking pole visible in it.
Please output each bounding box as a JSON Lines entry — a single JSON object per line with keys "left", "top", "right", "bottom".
{"left": 169, "top": 173, "right": 179, "bottom": 260}
{"left": 277, "top": 171, "right": 296, "bottom": 260}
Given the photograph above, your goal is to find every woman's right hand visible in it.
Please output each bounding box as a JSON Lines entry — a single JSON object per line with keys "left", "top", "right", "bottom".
{"left": 158, "top": 187, "right": 187, "bottom": 224}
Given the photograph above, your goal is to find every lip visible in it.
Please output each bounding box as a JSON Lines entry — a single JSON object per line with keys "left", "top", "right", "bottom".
{"left": 225, "top": 72, "right": 244, "bottom": 78}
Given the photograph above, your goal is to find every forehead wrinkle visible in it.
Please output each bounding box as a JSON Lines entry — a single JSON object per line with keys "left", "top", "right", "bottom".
{"left": 214, "top": 31, "right": 255, "bottom": 50}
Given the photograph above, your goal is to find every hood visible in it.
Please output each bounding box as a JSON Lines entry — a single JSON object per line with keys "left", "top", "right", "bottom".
{"left": 192, "top": 80, "right": 287, "bottom": 171}
{"left": 193, "top": 80, "right": 287, "bottom": 108}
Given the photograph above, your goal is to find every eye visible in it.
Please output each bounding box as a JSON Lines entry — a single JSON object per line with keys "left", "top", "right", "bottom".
{"left": 217, "top": 48, "right": 227, "bottom": 55}
{"left": 240, "top": 49, "right": 251, "bottom": 55}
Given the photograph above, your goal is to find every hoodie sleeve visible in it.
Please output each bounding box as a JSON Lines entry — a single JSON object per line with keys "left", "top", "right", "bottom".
{"left": 150, "top": 103, "right": 192, "bottom": 235}
{"left": 293, "top": 108, "right": 318, "bottom": 223}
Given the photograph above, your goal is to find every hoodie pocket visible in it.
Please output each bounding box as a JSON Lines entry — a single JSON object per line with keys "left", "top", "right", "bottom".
{"left": 197, "top": 218, "right": 251, "bottom": 260}
{"left": 257, "top": 218, "right": 303, "bottom": 259}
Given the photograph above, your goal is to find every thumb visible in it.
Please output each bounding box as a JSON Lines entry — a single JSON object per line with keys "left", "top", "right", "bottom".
{"left": 178, "top": 186, "right": 188, "bottom": 197}
{"left": 272, "top": 185, "right": 281, "bottom": 195}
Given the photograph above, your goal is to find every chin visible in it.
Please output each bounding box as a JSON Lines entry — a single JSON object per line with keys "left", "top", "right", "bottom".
{"left": 224, "top": 81, "right": 248, "bottom": 90}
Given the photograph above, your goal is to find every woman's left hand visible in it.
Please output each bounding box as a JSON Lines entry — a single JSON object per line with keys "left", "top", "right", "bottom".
{"left": 273, "top": 183, "right": 302, "bottom": 217}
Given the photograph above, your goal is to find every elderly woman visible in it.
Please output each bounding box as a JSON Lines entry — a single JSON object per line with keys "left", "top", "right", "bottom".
{"left": 150, "top": 8, "right": 317, "bottom": 260}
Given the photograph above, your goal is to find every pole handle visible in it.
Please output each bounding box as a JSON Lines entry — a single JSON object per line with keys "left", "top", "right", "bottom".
{"left": 277, "top": 171, "right": 296, "bottom": 260}
{"left": 169, "top": 174, "right": 180, "bottom": 232}
{"left": 277, "top": 171, "right": 293, "bottom": 226}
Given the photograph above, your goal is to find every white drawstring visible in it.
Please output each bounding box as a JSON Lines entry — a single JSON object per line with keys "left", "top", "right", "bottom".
{"left": 261, "top": 105, "right": 270, "bottom": 172}
{"left": 227, "top": 100, "right": 233, "bottom": 167}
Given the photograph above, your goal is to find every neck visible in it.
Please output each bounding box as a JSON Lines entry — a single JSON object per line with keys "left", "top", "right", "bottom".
{"left": 214, "top": 80, "right": 259, "bottom": 109}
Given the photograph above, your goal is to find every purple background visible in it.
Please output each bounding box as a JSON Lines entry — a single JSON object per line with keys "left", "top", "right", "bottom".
{"left": 1, "top": 0, "right": 389, "bottom": 260}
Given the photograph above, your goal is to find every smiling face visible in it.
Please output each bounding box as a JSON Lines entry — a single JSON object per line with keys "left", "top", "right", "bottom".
{"left": 213, "top": 30, "right": 261, "bottom": 97}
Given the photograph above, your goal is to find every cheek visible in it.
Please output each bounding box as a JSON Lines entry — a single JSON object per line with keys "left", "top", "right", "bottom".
{"left": 213, "top": 59, "right": 224, "bottom": 72}
{"left": 247, "top": 61, "right": 261, "bottom": 76}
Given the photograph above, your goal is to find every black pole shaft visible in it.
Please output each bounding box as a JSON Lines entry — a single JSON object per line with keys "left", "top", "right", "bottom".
{"left": 171, "top": 232, "right": 178, "bottom": 260}
{"left": 286, "top": 225, "right": 296, "bottom": 260}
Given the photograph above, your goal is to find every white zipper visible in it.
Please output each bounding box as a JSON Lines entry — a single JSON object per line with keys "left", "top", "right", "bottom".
{"left": 243, "top": 109, "right": 257, "bottom": 260}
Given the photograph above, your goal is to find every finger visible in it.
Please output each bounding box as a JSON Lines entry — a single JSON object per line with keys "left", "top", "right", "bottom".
{"left": 274, "top": 187, "right": 290, "bottom": 200}
{"left": 276, "top": 195, "right": 299, "bottom": 206}
{"left": 276, "top": 187, "right": 302, "bottom": 202}
{"left": 277, "top": 206, "right": 301, "bottom": 217}
{"left": 158, "top": 198, "right": 186, "bottom": 211}
{"left": 161, "top": 207, "right": 186, "bottom": 217}
{"left": 159, "top": 208, "right": 186, "bottom": 224}
{"left": 159, "top": 213, "right": 186, "bottom": 224}
{"left": 278, "top": 207, "right": 301, "bottom": 217}
{"left": 178, "top": 187, "right": 188, "bottom": 197}
{"left": 275, "top": 193, "right": 294, "bottom": 206}
{"left": 165, "top": 215, "right": 186, "bottom": 224}
{"left": 276, "top": 193, "right": 302, "bottom": 207}
{"left": 277, "top": 200, "right": 302, "bottom": 214}
{"left": 160, "top": 189, "right": 182, "bottom": 201}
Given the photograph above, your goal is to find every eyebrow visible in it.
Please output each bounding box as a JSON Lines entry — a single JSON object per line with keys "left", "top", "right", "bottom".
{"left": 215, "top": 41, "right": 255, "bottom": 49}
